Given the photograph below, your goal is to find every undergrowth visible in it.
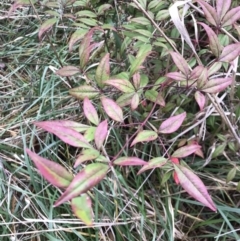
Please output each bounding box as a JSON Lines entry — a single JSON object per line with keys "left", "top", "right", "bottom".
{"left": 1, "top": 0, "right": 240, "bottom": 240}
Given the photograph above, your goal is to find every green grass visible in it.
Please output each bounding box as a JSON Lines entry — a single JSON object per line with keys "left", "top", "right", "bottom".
{"left": 1, "top": 0, "right": 240, "bottom": 240}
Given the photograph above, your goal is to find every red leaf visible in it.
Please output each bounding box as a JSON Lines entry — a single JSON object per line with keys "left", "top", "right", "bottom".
{"left": 174, "top": 164, "right": 216, "bottom": 211}
{"left": 94, "top": 120, "right": 108, "bottom": 150}
{"left": 83, "top": 97, "right": 99, "bottom": 126}
{"left": 173, "top": 171, "right": 180, "bottom": 185}
{"left": 71, "top": 194, "right": 93, "bottom": 226}
{"left": 54, "top": 163, "right": 109, "bottom": 207}
{"left": 198, "top": 22, "right": 221, "bottom": 57}
{"left": 95, "top": 53, "right": 110, "bottom": 88}
{"left": 113, "top": 157, "right": 147, "bottom": 166}
{"left": 201, "top": 77, "right": 232, "bottom": 93}
{"left": 194, "top": 91, "right": 206, "bottom": 111}
{"left": 159, "top": 112, "right": 186, "bottom": 134}
{"left": 216, "top": 0, "right": 231, "bottom": 22}
{"left": 222, "top": 6, "right": 240, "bottom": 27}
{"left": 170, "top": 157, "right": 179, "bottom": 164}
{"left": 172, "top": 144, "right": 201, "bottom": 158}
{"left": 56, "top": 66, "right": 80, "bottom": 77}
{"left": 101, "top": 97, "right": 123, "bottom": 122}
{"left": 26, "top": 149, "right": 73, "bottom": 188}
{"left": 34, "top": 121, "right": 92, "bottom": 148}
{"left": 169, "top": 52, "right": 190, "bottom": 77}
{"left": 219, "top": 43, "right": 240, "bottom": 63}
{"left": 197, "top": 0, "right": 218, "bottom": 26}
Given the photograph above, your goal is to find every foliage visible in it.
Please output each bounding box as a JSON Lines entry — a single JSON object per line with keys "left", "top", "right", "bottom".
{"left": 1, "top": 0, "right": 240, "bottom": 240}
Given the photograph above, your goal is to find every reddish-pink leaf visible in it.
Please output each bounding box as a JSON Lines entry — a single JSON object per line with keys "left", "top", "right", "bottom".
{"left": 219, "top": 43, "right": 240, "bottom": 63}
{"left": 56, "top": 66, "right": 80, "bottom": 77}
{"left": 83, "top": 97, "right": 99, "bottom": 125}
{"left": 165, "top": 72, "right": 186, "bottom": 81}
{"left": 194, "top": 91, "right": 206, "bottom": 111}
{"left": 170, "top": 157, "right": 180, "bottom": 164}
{"left": 133, "top": 72, "right": 141, "bottom": 89}
{"left": 173, "top": 171, "right": 180, "bottom": 185}
{"left": 38, "top": 18, "right": 58, "bottom": 41}
{"left": 113, "top": 157, "right": 147, "bottom": 166}
{"left": 101, "top": 97, "right": 123, "bottom": 122}
{"left": 172, "top": 144, "right": 201, "bottom": 158}
{"left": 94, "top": 120, "right": 108, "bottom": 150}
{"left": 95, "top": 53, "right": 110, "bottom": 88}
{"left": 174, "top": 163, "right": 216, "bottom": 211}
{"left": 197, "top": 0, "right": 218, "bottom": 26}
{"left": 74, "top": 148, "right": 100, "bottom": 168}
{"left": 201, "top": 77, "right": 232, "bottom": 93}
{"left": 54, "top": 163, "right": 109, "bottom": 207}
{"left": 34, "top": 121, "right": 92, "bottom": 148}
{"left": 159, "top": 112, "right": 186, "bottom": 134}
{"left": 8, "top": 0, "right": 37, "bottom": 16}
{"left": 137, "top": 157, "right": 167, "bottom": 175}
{"left": 131, "top": 93, "right": 139, "bottom": 110}
{"left": 104, "top": 79, "right": 135, "bottom": 93}
{"left": 198, "top": 22, "right": 221, "bottom": 57}
{"left": 71, "top": 195, "right": 93, "bottom": 226}
{"left": 169, "top": 52, "right": 190, "bottom": 77}
{"left": 216, "top": 0, "right": 231, "bottom": 22}
{"left": 222, "top": 6, "right": 240, "bottom": 27}
{"left": 131, "top": 130, "right": 158, "bottom": 147}
{"left": 26, "top": 149, "right": 73, "bottom": 188}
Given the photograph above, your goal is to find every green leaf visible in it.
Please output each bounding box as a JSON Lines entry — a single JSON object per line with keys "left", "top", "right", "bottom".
{"left": 104, "top": 79, "right": 135, "bottom": 93}
{"left": 145, "top": 90, "right": 165, "bottom": 106}
{"left": 95, "top": 53, "right": 110, "bottom": 88}
{"left": 69, "top": 85, "right": 99, "bottom": 100}
{"left": 38, "top": 18, "right": 58, "bottom": 40}
{"left": 74, "top": 148, "right": 100, "bottom": 168}
{"left": 71, "top": 194, "right": 93, "bottom": 226}
{"left": 131, "top": 130, "right": 158, "bottom": 146}
{"left": 226, "top": 168, "right": 236, "bottom": 183}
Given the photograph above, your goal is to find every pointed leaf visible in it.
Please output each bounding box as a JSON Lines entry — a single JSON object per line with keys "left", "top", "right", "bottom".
{"left": 137, "top": 157, "right": 167, "bottom": 175}
{"left": 201, "top": 77, "right": 232, "bottom": 93}
{"left": 208, "top": 62, "right": 222, "bottom": 76}
{"left": 104, "top": 79, "right": 135, "bottom": 93}
{"left": 199, "top": 22, "right": 221, "bottom": 57}
{"left": 26, "top": 149, "right": 73, "bottom": 188}
{"left": 145, "top": 90, "right": 165, "bottom": 106}
{"left": 131, "top": 93, "right": 139, "bottom": 110}
{"left": 165, "top": 72, "right": 186, "bottom": 81}
{"left": 169, "top": 52, "right": 190, "bottom": 76}
{"left": 129, "top": 44, "right": 152, "bottom": 76}
{"left": 34, "top": 121, "right": 92, "bottom": 148}
{"left": 113, "top": 157, "right": 147, "bottom": 166}
{"left": 216, "top": 0, "right": 231, "bottom": 21}
{"left": 54, "top": 163, "right": 109, "bottom": 207}
{"left": 131, "top": 130, "right": 158, "bottom": 147}
{"left": 69, "top": 85, "right": 99, "bottom": 100}
{"left": 116, "top": 93, "right": 135, "bottom": 107}
{"left": 222, "top": 6, "right": 240, "bottom": 27}
{"left": 56, "top": 66, "right": 80, "bottom": 77}
{"left": 38, "top": 18, "right": 58, "bottom": 40}
{"left": 74, "top": 149, "right": 100, "bottom": 168}
{"left": 174, "top": 164, "right": 216, "bottom": 211}
{"left": 219, "top": 43, "right": 240, "bottom": 63}
{"left": 95, "top": 53, "right": 110, "bottom": 88}
{"left": 195, "top": 91, "right": 206, "bottom": 111}
{"left": 69, "top": 29, "right": 88, "bottom": 52}
{"left": 159, "top": 112, "right": 186, "bottom": 134}
{"left": 172, "top": 144, "right": 201, "bottom": 158}
{"left": 83, "top": 97, "right": 99, "bottom": 125}
{"left": 94, "top": 120, "right": 108, "bottom": 150}
{"left": 101, "top": 97, "right": 123, "bottom": 122}
{"left": 84, "top": 127, "right": 96, "bottom": 142}
{"left": 197, "top": 0, "right": 218, "bottom": 26}
{"left": 71, "top": 194, "right": 93, "bottom": 226}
